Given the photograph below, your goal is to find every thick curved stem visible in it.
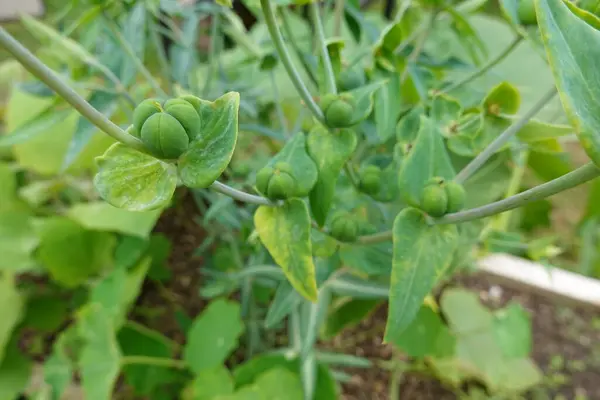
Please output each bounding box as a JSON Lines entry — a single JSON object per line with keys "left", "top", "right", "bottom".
{"left": 310, "top": 1, "right": 337, "bottom": 95}
{"left": 209, "top": 181, "right": 278, "bottom": 206}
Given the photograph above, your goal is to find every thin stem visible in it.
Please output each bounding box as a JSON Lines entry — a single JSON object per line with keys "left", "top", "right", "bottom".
{"left": 210, "top": 181, "right": 278, "bottom": 206}
{"left": 280, "top": 9, "right": 318, "bottom": 88}
{"left": 260, "top": 0, "right": 325, "bottom": 124}
{"left": 400, "top": 11, "right": 437, "bottom": 83}
{"left": 310, "top": 1, "right": 337, "bottom": 95}
{"left": 436, "top": 163, "right": 600, "bottom": 225}
{"left": 393, "top": 0, "right": 411, "bottom": 22}
{"left": 0, "top": 27, "right": 145, "bottom": 151}
{"left": 357, "top": 229, "right": 393, "bottom": 244}
{"left": 333, "top": 0, "right": 345, "bottom": 36}
{"left": 493, "top": 149, "right": 528, "bottom": 231}
{"left": 121, "top": 355, "right": 187, "bottom": 369}
{"left": 103, "top": 14, "right": 168, "bottom": 98}
{"left": 203, "top": 12, "right": 221, "bottom": 97}
{"left": 270, "top": 71, "right": 288, "bottom": 136}
{"left": 150, "top": 20, "right": 175, "bottom": 96}
{"left": 344, "top": 163, "right": 360, "bottom": 189}
{"left": 455, "top": 87, "right": 558, "bottom": 184}
{"left": 441, "top": 35, "right": 523, "bottom": 94}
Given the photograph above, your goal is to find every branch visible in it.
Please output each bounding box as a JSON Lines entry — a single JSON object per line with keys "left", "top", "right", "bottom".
{"left": 310, "top": 1, "right": 337, "bottom": 95}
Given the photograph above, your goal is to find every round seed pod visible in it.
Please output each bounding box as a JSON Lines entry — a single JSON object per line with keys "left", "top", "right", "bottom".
{"left": 255, "top": 162, "right": 297, "bottom": 200}
{"left": 164, "top": 98, "right": 202, "bottom": 141}
{"left": 444, "top": 181, "right": 466, "bottom": 213}
{"left": 140, "top": 112, "right": 189, "bottom": 159}
{"left": 420, "top": 184, "right": 448, "bottom": 217}
{"left": 330, "top": 214, "right": 359, "bottom": 243}
{"left": 359, "top": 165, "right": 383, "bottom": 195}
{"left": 256, "top": 166, "right": 275, "bottom": 196}
{"left": 517, "top": 0, "right": 537, "bottom": 25}
{"left": 131, "top": 98, "right": 161, "bottom": 137}
{"left": 320, "top": 93, "right": 357, "bottom": 128}
{"left": 337, "top": 69, "right": 365, "bottom": 92}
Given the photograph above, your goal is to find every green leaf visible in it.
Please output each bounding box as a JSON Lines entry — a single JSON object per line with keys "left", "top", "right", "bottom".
{"left": 62, "top": 91, "right": 118, "bottom": 170}
{"left": 254, "top": 199, "right": 318, "bottom": 301}
{"left": 121, "top": 3, "right": 147, "bottom": 85}
{"left": 345, "top": 81, "right": 386, "bottom": 126}
{"left": 90, "top": 256, "right": 151, "bottom": 327}
{"left": 493, "top": 303, "right": 532, "bottom": 358}
{"left": 391, "top": 305, "right": 455, "bottom": 358}
{"left": 94, "top": 143, "right": 177, "bottom": 211}
{"left": 265, "top": 281, "right": 302, "bottom": 329}
{"left": 495, "top": 358, "right": 542, "bottom": 392}
{"left": 396, "top": 105, "right": 424, "bottom": 144}
{"left": 0, "top": 211, "right": 38, "bottom": 272}
{"left": 536, "top": 0, "right": 600, "bottom": 166}
{"left": 446, "top": 7, "right": 488, "bottom": 65}
{"left": 431, "top": 95, "right": 463, "bottom": 138}
{"left": 37, "top": 217, "right": 116, "bottom": 287}
{"left": 0, "top": 105, "right": 69, "bottom": 148}
{"left": 322, "top": 299, "right": 381, "bottom": 339}
{"left": 374, "top": 72, "right": 402, "bottom": 142}
{"left": 339, "top": 242, "right": 392, "bottom": 276}
{"left": 307, "top": 126, "right": 357, "bottom": 226}
{"left": 0, "top": 341, "right": 32, "bottom": 400}
{"left": 22, "top": 295, "right": 69, "bottom": 332}
{"left": 252, "top": 367, "right": 303, "bottom": 400}
{"left": 183, "top": 299, "right": 244, "bottom": 373}
{"left": 184, "top": 366, "right": 234, "bottom": 400}
{"left": 0, "top": 163, "right": 26, "bottom": 213}
{"left": 44, "top": 327, "right": 78, "bottom": 400}
{"left": 441, "top": 288, "right": 494, "bottom": 334}
{"left": 384, "top": 208, "right": 458, "bottom": 341}
{"left": 67, "top": 201, "right": 161, "bottom": 238}
{"left": 178, "top": 92, "right": 240, "bottom": 188}
{"left": 264, "top": 133, "right": 318, "bottom": 197}
{"left": 77, "top": 304, "right": 122, "bottom": 400}
{"left": 397, "top": 117, "right": 456, "bottom": 207}
{"left": 514, "top": 118, "right": 573, "bottom": 142}
{"left": 482, "top": 81, "right": 521, "bottom": 115}
{"left": 169, "top": 12, "right": 200, "bottom": 87}
{"left": 0, "top": 275, "right": 24, "bottom": 364}
{"left": 118, "top": 324, "right": 180, "bottom": 397}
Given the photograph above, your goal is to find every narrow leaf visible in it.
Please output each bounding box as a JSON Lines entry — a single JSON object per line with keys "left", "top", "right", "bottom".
{"left": 120, "top": 3, "right": 147, "bottom": 85}
{"left": 265, "top": 281, "right": 302, "bottom": 329}
{"left": 0, "top": 106, "right": 69, "bottom": 148}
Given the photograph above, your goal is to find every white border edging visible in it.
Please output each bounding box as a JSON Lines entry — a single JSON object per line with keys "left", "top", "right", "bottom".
{"left": 478, "top": 253, "right": 600, "bottom": 309}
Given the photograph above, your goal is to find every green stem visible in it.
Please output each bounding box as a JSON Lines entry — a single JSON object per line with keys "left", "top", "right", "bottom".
{"left": 103, "top": 13, "right": 168, "bottom": 98}
{"left": 203, "top": 12, "right": 221, "bottom": 97}
{"left": 344, "top": 163, "right": 360, "bottom": 189}
{"left": 441, "top": 35, "right": 523, "bottom": 94}
{"left": 210, "top": 181, "right": 277, "bottom": 206}
{"left": 280, "top": 9, "right": 318, "bottom": 88}
{"left": 260, "top": 0, "right": 325, "bottom": 124}
{"left": 400, "top": 10, "right": 438, "bottom": 83}
{"left": 121, "top": 355, "right": 187, "bottom": 369}
{"left": 493, "top": 149, "right": 528, "bottom": 231}
{"left": 393, "top": 0, "right": 411, "bottom": 22}
{"left": 333, "top": 0, "right": 345, "bottom": 36}
{"left": 357, "top": 229, "right": 393, "bottom": 244}
{"left": 310, "top": 1, "right": 337, "bottom": 95}
{"left": 0, "top": 27, "right": 145, "bottom": 151}
{"left": 150, "top": 20, "right": 175, "bottom": 96}
{"left": 270, "top": 71, "right": 288, "bottom": 136}
{"left": 455, "top": 87, "right": 557, "bottom": 184}
{"left": 437, "top": 162, "right": 600, "bottom": 225}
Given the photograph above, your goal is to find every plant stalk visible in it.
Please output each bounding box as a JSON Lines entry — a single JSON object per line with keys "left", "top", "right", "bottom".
{"left": 280, "top": 9, "right": 319, "bottom": 88}
{"left": 0, "top": 27, "right": 145, "bottom": 151}
{"left": 210, "top": 181, "right": 277, "bottom": 206}
{"left": 260, "top": 0, "right": 325, "bottom": 123}
{"left": 333, "top": 0, "right": 345, "bottom": 36}
{"left": 441, "top": 35, "right": 523, "bottom": 94}
{"left": 310, "top": 1, "right": 337, "bottom": 95}
{"left": 121, "top": 355, "right": 187, "bottom": 369}
{"left": 455, "top": 87, "right": 558, "bottom": 184}
{"left": 203, "top": 11, "right": 221, "bottom": 97}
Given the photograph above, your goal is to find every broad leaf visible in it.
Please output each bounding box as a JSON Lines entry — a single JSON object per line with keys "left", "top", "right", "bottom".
{"left": 183, "top": 299, "right": 244, "bottom": 373}
{"left": 384, "top": 208, "right": 458, "bottom": 341}
{"left": 0, "top": 275, "right": 24, "bottom": 364}
{"left": 397, "top": 116, "right": 456, "bottom": 207}
{"left": 514, "top": 118, "right": 572, "bottom": 142}
{"left": 67, "top": 201, "right": 161, "bottom": 238}
{"left": 482, "top": 81, "right": 521, "bottom": 115}
{"left": 0, "top": 341, "right": 32, "bottom": 400}
{"left": 265, "top": 281, "right": 302, "bottom": 329}
{"left": 77, "top": 304, "right": 122, "bottom": 400}
{"left": 184, "top": 366, "right": 234, "bottom": 400}
{"left": 37, "top": 217, "right": 116, "bottom": 287}
{"left": 307, "top": 126, "right": 357, "bottom": 226}
{"left": 0, "top": 211, "right": 38, "bottom": 272}
{"left": 339, "top": 242, "right": 392, "bottom": 276}
{"left": 264, "top": 133, "right": 318, "bottom": 197}
{"left": 396, "top": 105, "right": 424, "bottom": 144}
{"left": 0, "top": 163, "right": 27, "bottom": 213}
{"left": 44, "top": 327, "right": 78, "bottom": 400}
{"left": 536, "top": 0, "right": 600, "bottom": 166}
{"left": 178, "top": 92, "right": 240, "bottom": 188}
{"left": 22, "top": 295, "right": 68, "bottom": 333}
{"left": 94, "top": 143, "right": 177, "bottom": 211}
{"left": 441, "top": 288, "right": 493, "bottom": 334}
{"left": 252, "top": 368, "right": 303, "bottom": 400}
{"left": 345, "top": 81, "right": 386, "bottom": 126}
{"left": 374, "top": 72, "right": 402, "bottom": 142}
{"left": 493, "top": 303, "right": 532, "bottom": 359}
{"left": 254, "top": 199, "right": 318, "bottom": 301}
{"left": 62, "top": 91, "right": 118, "bottom": 170}
{"left": 431, "top": 95, "right": 463, "bottom": 138}
{"left": 0, "top": 105, "right": 69, "bottom": 148}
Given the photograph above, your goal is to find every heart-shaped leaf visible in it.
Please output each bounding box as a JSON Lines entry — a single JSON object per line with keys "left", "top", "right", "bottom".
{"left": 307, "top": 126, "right": 357, "bottom": 226}
{"left": 384, "top": 208, "right": 458, "bottom": 341}
{"left": 346, "top": 81, "right": 386, "bottom": 126}
{"left": 536, "top": 0, "right": 600, "bottom": 166}
{"left": 397, "top": 116, "right": 456, "bottom": 207}
{"left": 396, "top": 105, "right": 425, "bottom": 144}
{"left": 482, "top": 81, "right": 521, "bottom": 115}
{"left": 431, "top": 95, "right": 463, "bottom": 138}
{"left": 254, "top": 199, "right": 318, "bottom": 301}
{"left": 178, "top": 92, "right": 240, "bottom": 188}
{"left": 264, "top": 133, "right": 318, "bottom": 197}
{"left": 94, "top": 143, "right": 177, "bottom": 211}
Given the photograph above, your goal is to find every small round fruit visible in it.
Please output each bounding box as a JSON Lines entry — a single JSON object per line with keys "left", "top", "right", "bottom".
{"left": 359, "top": 165, "right": 383, "bottom": 195}
{"left": 321, "top": 94, "right": 357, "bottom": 128}
{"left": 420, "top": 184, "right": 448, "bottom": 217}
{"left": 164, "top": 99, "right": 202, "bottom": 141}
{"left": 255, "top": 166, "right": 275, "bottom": 196}
{"left": 517, "top": 0, "right": 537, "bottom": 25}
{"left": 266, "top": 172, "right": 296, "bottom": 200}
{"left": 330, "top": 216, "right": 358, "bottom": 243}
{"left": 445, "top": 181, "right": 466, "bottom": 213}
{"left": 140, "top": 112, "right": 189, "bottom": 159}
{"left": 132, "top": 99, "right": 161, "bottom": 137}
{"left": 337, "top": 69, "right": 365, "bottom": 92}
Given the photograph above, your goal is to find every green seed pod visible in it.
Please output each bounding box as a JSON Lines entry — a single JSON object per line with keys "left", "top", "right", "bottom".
{"left": 420, "top": 184, "right": 448, "bottom": 217}
{"left": 337, "top": 69, "right": 365, "bottom": 92}
{"left": 445, "top": 181, "right": 466, "bottom": 213}
{"left": 140, "top": 112, "right": 189, "bottom": 159}
{"left": 255, "top": 166, "right": 275, "bottom": 196}
{"left": 426, "top": 176, "right": 445, "bottom": 186}
{"left": 320, "top": 93, "right": 357, "bottom": 128}
{"left": 359, "top": 165, "right": 382, "bottom": 195}
{"left": 330, "top": 214, "right": 358, "bottom": 243}
{"left": 132, "top": 98, "right": 161, "bottom": 137}
{"left": 517, "top": 0, "right": 537, "bottom": 25}
{"left": 164, "top": 98, "right": 202, "bottom": 141}
{"left": 255, "top": 163, "right": 297, "bottom": 200}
